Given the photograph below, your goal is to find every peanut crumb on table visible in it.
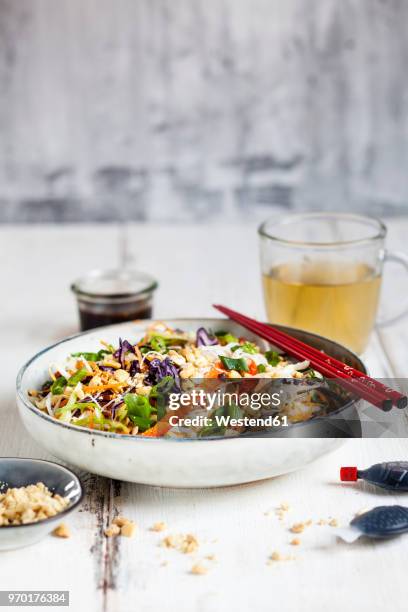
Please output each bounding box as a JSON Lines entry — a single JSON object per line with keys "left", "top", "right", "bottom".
{"left": 273, "top": 502, "right": 291, "bottom": 520}
{"left": 268, "top": 551, "right": 295, "bottom": 564}
{"left": 150, "top": 521, "right": 167, "bottom": 532}
{"left": 290, "top": 522, "right": 305, "bottom": 534}
{"left": 290, "top": 538, "right": 301, "bottom": 546}
{"left": 52, "top": 523, "right": 70, "bottom": 538}
{"left": 161, "top": 533, "right": 199, "bottom": 554}
{"left": 329, "top": 518, "right": 339, "bottom": 527}
{"left": 121, "top": 522, "right": 136, "bottom": 538}
{"left": 191, "top": 563, "right": 208, "bottom": 575}
{"left": 105, "top": 524, "right": 120, "bottom": 537}
{"left": 105, "top": 516, "right": 136, "bottom": 537}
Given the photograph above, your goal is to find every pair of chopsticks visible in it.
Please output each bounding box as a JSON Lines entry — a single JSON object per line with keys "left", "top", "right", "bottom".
{"left": 213, "top": 304, "right": 407, "bottom": 412}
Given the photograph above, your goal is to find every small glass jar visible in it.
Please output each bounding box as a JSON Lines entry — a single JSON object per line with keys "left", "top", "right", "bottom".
{"left": 71, "top": 269, "right": 158, "bottom": 331}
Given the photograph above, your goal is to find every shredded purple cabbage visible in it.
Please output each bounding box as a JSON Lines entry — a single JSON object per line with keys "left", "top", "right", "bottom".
{"left": 114, "top": 338, "right": 135, "bottom": 367}
{"left": 129, "top": 360, "right": 140, "bottom": 377}
{"left": 196, "top": 327, "right": 218, "bottom": 347}
{"left": 146, "top": 358, "right": 181, "bottom": 392}
{"left": 99, "top": 365, "right": 115, "bottom": 372}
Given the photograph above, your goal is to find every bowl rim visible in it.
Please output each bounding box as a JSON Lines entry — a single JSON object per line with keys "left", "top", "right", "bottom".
{"left": 0, "top": 457, "right": 84, "bottom": 530}
{"left": 16, "top": 318, "right": 366, "bottom": 443}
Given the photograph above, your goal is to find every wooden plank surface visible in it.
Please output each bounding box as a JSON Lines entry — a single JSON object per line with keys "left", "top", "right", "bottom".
{"left": 1, "top": 221, "right": 408, "bottom": 612}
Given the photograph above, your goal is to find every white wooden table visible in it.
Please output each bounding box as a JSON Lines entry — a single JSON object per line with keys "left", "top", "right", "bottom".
{"left": 1, "top": 220, "right": 408, "bottom": 612}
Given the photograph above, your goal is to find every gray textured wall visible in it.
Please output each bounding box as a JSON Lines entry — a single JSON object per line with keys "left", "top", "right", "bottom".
{"left": 1, "top": 0, "right": 408, "bottom": 223}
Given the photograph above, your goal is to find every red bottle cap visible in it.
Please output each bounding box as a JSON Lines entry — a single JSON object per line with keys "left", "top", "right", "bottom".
{"left": 340, "top": 466, "right": 358, "bottom": 481}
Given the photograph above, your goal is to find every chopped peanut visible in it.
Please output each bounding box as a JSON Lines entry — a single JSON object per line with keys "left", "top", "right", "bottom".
{"left": 121, "top": 522, "right": 136, "bottom": 538}
{"left": 161, "top": 533, "right": 199, "bottom": 554}
{"left": 0, "top": 482, "right": 69, "bottom": 526}
{"left": 104, "top": 524, "right": 120, "bottom": 537}
{"left": 191, "top": 563, "right": 208, "bottom": 575}
{"left": 150, "top": 521, "right": 167, "bottom": 532}
{"left": 290, "top": 523, "right": 305, "bottom": 534}
{"left": 52, "top": 523, "right": 70, "bottom": 538}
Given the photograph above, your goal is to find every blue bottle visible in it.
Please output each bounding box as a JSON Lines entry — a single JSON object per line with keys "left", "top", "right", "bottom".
{"left": 341, "top": 461, "right": 408, "bottom": 491}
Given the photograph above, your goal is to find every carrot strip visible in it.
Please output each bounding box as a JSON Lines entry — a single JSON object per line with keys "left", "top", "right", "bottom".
{"left": 141, "top": 405, "right": 192, "bottom": 438}
{"left": 83, "top": 383, "right": 122, "bottom": 393}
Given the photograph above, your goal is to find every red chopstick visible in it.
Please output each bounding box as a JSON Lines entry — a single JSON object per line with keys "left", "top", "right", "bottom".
{"left": 213, "top": 304, "right": 407, "bottom": 411}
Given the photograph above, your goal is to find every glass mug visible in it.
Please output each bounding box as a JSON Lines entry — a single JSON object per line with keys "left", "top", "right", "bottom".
{"left": 259, "top": 212, "right": 408, "bottom": 354}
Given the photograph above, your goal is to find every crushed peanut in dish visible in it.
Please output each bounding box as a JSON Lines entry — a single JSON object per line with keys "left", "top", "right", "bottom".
{"left": 0, "top": 482, "right": 69, "bottom": 526}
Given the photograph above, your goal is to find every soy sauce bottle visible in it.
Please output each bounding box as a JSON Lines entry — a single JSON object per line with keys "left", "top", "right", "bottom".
{"left": 341, "top": 462, "right": 408, "bottom": 491}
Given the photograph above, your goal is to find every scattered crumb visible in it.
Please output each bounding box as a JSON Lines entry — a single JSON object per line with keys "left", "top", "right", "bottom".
{"left": 161, "top": 533, "right": 199, "bottom": 554}
{"left": 270, "top": 551, "right": 284, "bottom": 561}
{"left": 289, "top": 519, "right": 312, "bottom": 533}
{"left": 290, "top": 522, "right": 305, "bottom": 534}
{"left": 274, "top": 502, "right": 291, "bottom": 520}
{"left": 105, "top": 516, "right": 136, "bottom": 538}
{"left": 150, "top": 521, "right": 167, "bottom": 532}
{"left": 160, "top": 560, "right": 168, "bottom": 567}
{"left": 317, "top": 519, "right": 327, "bottom": 526}
{"left": 206, "top": 554, "right": 216, "bottom": 561}
{"left": 191, "top": 562, "right": 208, "bottom": 575}
{"left": 290, "top": 538, "right": 301, "bottom": 546}
{"left": 268, "top": 551, "right": 295, "bottom": 564}
{"left": 329, "top": 518, "right": 339, "bottom": 527}
{"left": 52, "top": 523, "right": 70, "bottom": 538}
{"left": 121, "top": 521, "right": 136, "bottom": 538}
{"left": 105, "top": 524, "right": 120, "bottom": 537}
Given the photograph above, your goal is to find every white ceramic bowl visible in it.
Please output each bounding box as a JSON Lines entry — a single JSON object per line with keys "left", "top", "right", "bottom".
{"left": 16, "top": 319, "right": 364, "bottom": 488}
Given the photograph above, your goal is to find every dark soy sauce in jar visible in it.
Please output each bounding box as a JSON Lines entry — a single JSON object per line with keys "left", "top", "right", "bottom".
{"left": 72, "top": 270, "right": 158, "bottom": 331}
{"left": 78, "top": 301, "right": 153, "bottom": 331}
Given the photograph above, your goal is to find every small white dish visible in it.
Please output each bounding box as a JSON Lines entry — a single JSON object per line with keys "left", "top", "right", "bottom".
{"left": 16, "top": 319, "right": 366, "bottom": 488}
{"left": 0, "top": 458, "right": 83, "bottom": 551}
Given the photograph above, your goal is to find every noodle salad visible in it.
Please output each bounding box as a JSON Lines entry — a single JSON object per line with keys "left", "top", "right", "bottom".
{"left": 28, "top": 323, "right": 335, "bottom": 438}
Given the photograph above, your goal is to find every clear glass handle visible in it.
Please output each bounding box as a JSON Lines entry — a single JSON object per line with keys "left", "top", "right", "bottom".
{"left": 377, "top": 250, "right": 408, "bottom": 327}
